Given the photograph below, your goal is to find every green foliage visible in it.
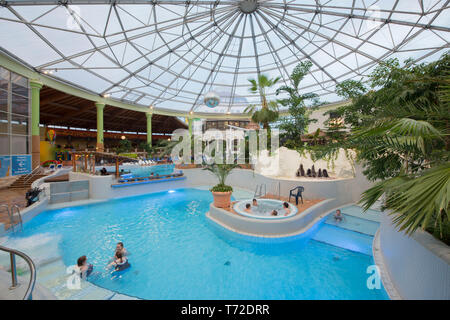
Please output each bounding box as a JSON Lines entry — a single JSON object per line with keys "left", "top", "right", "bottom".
{"left": 203, "top": 163, "right": 238, "bottom": 191}
{"left": 116, "top": 139, "right": 132, "bottom": 154}
{"left": 276, "top": 61, "right": 319, "bottom": 146}
{"left": 210, "top": 184, "right": 233, "bottom": 193}
{"left": 245, "top": 74, "right": 280, "bottom": 129}
{"left": 334, "top": 52, "right": 450, "bottom": 242}
{"left": 139, "top": 141, "right": 153, "bottom": 154}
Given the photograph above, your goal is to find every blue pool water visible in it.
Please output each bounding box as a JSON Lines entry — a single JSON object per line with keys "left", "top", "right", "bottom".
{"left": 6, "top": 189, "right": 388, "bottom": 300}
{"left": 127, "top": 164, "right": 175, "bottom": 177}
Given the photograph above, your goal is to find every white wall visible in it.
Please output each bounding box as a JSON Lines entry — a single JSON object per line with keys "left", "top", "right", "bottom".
{"left": 379, "top": 212, "right": 450, "bottom": 300}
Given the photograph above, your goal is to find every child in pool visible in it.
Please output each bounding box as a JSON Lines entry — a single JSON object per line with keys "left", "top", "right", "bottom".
{"left": 271, "top": 210, "right": 278, "bottom": 216}
{"left": 108, "top": 251, "right": 130, "bottom": 272}
{"left": 244, "top": 203, "right": 252, "bottom": 213}
{"left": 334, "top": 209, "right": 343, "bottom": 222}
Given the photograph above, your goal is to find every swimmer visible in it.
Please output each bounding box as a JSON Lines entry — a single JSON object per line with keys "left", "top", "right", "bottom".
{"left": 108, "top": 251, "right": 130, "bottom": 272}
{"left": 252, "top": 199, "right": 258, "bottom": 207}
{"left": 244, "top": 203, "right": 252, "bottom": 213}
{"left": 271, "top": 210, "right": 278, "bottom": 216}
{"left": 283, "top": 202, "right": 291, "bottom": 216}
{"left": 114, "top": 242, "right": 128, "bottom": 258}
{"left": 76, "top": 255, "right": 93, "bottom": 279}
{"left": 334, "top": 209, "right": 343, "bottom": 222}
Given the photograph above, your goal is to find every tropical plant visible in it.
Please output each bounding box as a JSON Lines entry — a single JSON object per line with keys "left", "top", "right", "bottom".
{"left": 341, "top": 54, "right": 450, "bottom": 243}
{"left": 203, "top": 163, "right": 238, "bottom": 192}
{"left": 116, "top": 138, "right": 132, "bottom": 154}
{"left": 139, "top": 141, "right": 153, "bottom": 154}
{"left": 244, "top": 74, "right": 280, "bottom": 129}
{"left": 276, "top": 61, "right": 320, "bottom": 147}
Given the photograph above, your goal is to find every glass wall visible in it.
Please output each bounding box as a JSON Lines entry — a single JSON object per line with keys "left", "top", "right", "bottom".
{"left": 0, "top": 66, "right": 31, "bottom": 178}
{"left": 0, "top": 66, "right": 30, "bottom": 156}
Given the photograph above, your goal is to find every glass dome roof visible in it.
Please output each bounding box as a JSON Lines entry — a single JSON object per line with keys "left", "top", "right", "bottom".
{"left": 0, "top": 0, "right": 448, "bottom": 115}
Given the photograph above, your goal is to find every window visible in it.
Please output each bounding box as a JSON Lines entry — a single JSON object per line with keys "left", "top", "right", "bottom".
{"left": 0, "top": 134, "right": 9, "bottom": 155}
{"left": 0, "top": 67, "right": 30, "bottom": 157}
{"left": 0, "top": 67, "right": 9, "bottom": 91}
{"left": 11, "top": 74, "right": 28, "bottom": 98}
{"left": 0, "top": 112, "right": 8, "bottom": 134}
{"left": 0, "top": 89, "right": 7, "bottom": 113}
{"left": 11, "top": 114, "right": 29, "bottom": 135}
{"left": 11, "top": 135, "right": 29, "bottom": 155}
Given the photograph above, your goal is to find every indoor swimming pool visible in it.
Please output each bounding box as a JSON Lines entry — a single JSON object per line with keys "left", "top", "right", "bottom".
{"left": 1, "top": 188, "right": 388, "bottom": 300}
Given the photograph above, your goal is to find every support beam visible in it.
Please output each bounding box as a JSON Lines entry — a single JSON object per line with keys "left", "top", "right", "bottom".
{"left": 95, "top": 102, "right": 105, "bottom": 152}
{"left": 146, "top": 112, "right": 152, "bottom": 146}
{"left": 30, "top": 80, "right": 43, "bottom": 168}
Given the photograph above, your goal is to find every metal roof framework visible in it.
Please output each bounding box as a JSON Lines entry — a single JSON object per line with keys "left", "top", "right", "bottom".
{"left": 0, "top": 0, "right": 448, "bottom": 115}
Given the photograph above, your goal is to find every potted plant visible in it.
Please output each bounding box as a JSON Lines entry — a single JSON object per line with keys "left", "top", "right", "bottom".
{"left": 203, "top": 163, "right": 238, "bottom": 208}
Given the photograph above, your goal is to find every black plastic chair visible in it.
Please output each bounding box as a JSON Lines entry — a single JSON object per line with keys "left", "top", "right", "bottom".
{"left": 289, "top": 186, "right": 304, "bottom": 205}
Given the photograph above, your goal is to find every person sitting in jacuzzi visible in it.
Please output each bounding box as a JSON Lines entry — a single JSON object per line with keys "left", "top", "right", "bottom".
{"left": 271, "top": 210, "right": 278, "bottom": 216}
{"left": 252, "top": 199, "right": 258, "bottom": 207}
{"left": 244, "top": 203, "right": 252, "bottom": 213}
{"left": 283, "top": 202, "right": 291, "bottom": 216}
{"left": 108, "top": 251, "right": 130, "bottom": 272}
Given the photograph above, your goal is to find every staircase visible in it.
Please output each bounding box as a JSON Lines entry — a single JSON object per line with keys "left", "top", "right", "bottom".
{"left": 8, "top": 167, "right": 47, "bottom": 189}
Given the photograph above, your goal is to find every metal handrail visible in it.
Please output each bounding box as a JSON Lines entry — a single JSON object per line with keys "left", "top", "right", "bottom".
{"left": 23, "top": 166, "right": 43, "bottom": 184}
{"left": 254, "top": 183, "right": 266, "bottom": 198}
{"left": 0, "top": 245, "right": 36, "bottom": 300}
{"left": 10, "top": 205, "right": 23, "bottom": 233}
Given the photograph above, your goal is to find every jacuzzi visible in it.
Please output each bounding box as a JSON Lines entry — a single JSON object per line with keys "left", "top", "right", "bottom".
{"left": 233, "top": 199, "right": 298, "bottom": 219}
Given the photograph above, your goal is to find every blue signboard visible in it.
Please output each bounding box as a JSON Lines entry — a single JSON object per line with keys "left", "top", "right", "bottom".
{"left": 0, "top": 155, "right": 11, "bottom": 178}
{"left": 11, "top": 155, "right": 32, "bottom": 176}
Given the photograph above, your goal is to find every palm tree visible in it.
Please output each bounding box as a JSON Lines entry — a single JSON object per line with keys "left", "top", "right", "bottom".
{"left": 276, "top": 61, "right": 319, "bottom": 143}
{"left": 244, "top": 74, "right": 280, "bottom": 129}
{"left": 358, "top": 77, "right": 450, "bottom": 242}
{"left": 203, "top": 163, "right": 238, "bottom": 192}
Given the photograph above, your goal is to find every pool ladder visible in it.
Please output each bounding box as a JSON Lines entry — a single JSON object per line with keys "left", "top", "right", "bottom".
{"left": 254, "top": 183, "right": 267, "bottom": 198}
{"left": 0, "top": 204, "right": 23, "bottom": 233}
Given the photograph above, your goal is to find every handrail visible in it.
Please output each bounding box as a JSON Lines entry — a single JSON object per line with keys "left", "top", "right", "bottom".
{"left": 23, "top": 166, "right": 43, "bottom": 184}
{"left": 0, "top": 245, "right": 36, "bottom": 300}
{"left": 254, "top": 183, "right": 266, "bottom": 198}
{"left": 10, "top": 205, "right": 23, "bottom": 233}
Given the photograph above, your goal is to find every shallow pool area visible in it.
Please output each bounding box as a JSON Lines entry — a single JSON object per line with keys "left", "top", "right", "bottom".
{"left": 1, "top": 188, "right": 388, "bottom": 300}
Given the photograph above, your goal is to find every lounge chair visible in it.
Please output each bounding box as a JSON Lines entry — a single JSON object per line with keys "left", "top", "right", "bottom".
{"left": 289, "top": 186, "right": 304, "bottom": 205}
{"left": 49, "top": 163, "right": 55, "bottom": 171}
{"left": 56, "top": 163, "right": 62, "bottom": 169}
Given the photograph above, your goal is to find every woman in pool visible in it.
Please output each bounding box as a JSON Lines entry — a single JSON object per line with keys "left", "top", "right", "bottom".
{"left": 283, "top": 202, "right": 291, "bottom": 216}
{"left": 244, "top": 203, "right": 252, "bottom": 213}
{"left": 76, "top": 255, "right": 93, "bottom": 279}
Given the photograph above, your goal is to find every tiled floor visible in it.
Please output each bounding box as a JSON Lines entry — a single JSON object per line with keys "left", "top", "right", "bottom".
{"left": 0, "top": 188, "right": 28, "bottom": 227}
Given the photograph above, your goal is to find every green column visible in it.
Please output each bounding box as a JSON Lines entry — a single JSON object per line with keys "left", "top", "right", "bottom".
{"left": 30, "top": 80, "right": 43, "bottom": 168}
{"left": 30, "top": 81, "right": 43, "bottom": 136}
{"left": 95, "top": 102, "right": 105, "bottom": 151}
{"left": 146, "top": 112, "right": 152, "bottom": 146}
